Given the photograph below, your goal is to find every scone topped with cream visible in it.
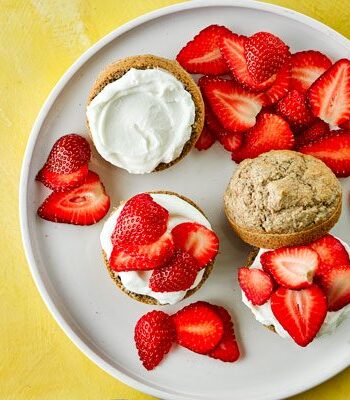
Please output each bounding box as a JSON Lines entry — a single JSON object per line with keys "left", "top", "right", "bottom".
{"left": 87, "top": 55, "right": 204, "bottom": 174}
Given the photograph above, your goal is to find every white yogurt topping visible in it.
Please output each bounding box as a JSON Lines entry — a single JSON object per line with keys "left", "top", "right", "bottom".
{"left": 87, "top": 68, "right": 195, "bottom": 174}
{"left": 242, "top": 237, "right": 350, "bottom": 339}
{"left": 100, "top": 193, "right": 211, "bottom": 305}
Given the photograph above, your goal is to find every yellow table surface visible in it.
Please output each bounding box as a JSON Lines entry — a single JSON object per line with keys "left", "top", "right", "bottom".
{"left": 1, "top": 0, "right": 350, "bottom": 399}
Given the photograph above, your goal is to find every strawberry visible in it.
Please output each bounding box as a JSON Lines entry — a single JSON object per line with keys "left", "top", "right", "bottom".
{"left": 290, "top": 50, "right": 332, "bottom": 93}
{"left": 172, "top": 301, "right": 224, "bottom": 354}
{"left": 171, "top": 222, "right": 219, "bottom": 268}
{"left": 209, "top": 306, "right": 240, "bottom": 362}
{"left": 295, "top": 119, "right": 330, "bottom": 148}
{"left": 203, "top": 99, "right": 226, "bottom": 136}
{"left": 309, "top": 234, "right": 350, "bottom": 276}
{"left": 36, "top": 164, "right": 88, "bottom": 192}
{"left": 317, "top": 265, "right": 350, "bottom": 311}
{"left": 195, "top": 126, "right": 216, "bottom": 150}
{"left": 111, "top": 193, "right": 169, "bottom": 246}
{"left": 200, "top": 77, "right": 262, "bottom": 133}
{"left": 244, "top": 32, "right": 290, "bottom": 83}
{"left": 260, "top": 246, "right": 319, "bottom": 289}
{"left": 37, "top": 171, "right": 110, "bottom": 225}
{"left": 218, "top": 131, "right": 243, "bottom": 152}
{"left": 308, "top": 59, "right": 350, "bottom": 126}
{"left": 340, "top": 120, "right": 350, "bottom": 130}
{"left": 259, "top": 62, "right": 291, "bottom": 106}
{"left": 176, "top": 25, "right": 232, "bottom": 75}
{"left": 134, "top": 310, "right": 175, "bottom": 370}
{"left": 231, "top": 113, "right": 294, "bottom": 163}
{"left": 276, "top": 89, "right": 315, "bottom": 131}
{"left": 238, "top": 267, "right": 274, "bottom": 305}
{"left": 149, "top": 249, "right": 199, "bottom": 292}
{"left": 271, "top": 285, "right": 327, "bottom": 347}
{"left": 298, "top": 131, "right": 350, "bottom": 177}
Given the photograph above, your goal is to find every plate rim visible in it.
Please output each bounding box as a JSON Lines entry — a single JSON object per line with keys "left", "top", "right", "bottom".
{"left": 19, "top": 1, "right": 350, "bottom": 399}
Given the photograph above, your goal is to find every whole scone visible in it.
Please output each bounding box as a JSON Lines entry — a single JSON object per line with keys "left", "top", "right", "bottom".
{"left": 224, "top": 150, "right": 342, "bottom": 248}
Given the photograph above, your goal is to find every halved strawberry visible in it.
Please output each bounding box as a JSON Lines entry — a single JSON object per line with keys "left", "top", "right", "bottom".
{"left": 171, "top": 222, "right": 219, "bottom": 268}
{"left": 203, "top": 99, "right": 226, "bottom": 136}
{"left": 231, "top": 113, "right": 294, "bottom": 163}
{"left": 176, "top": 25, "right": 232, "bottom": 75}
{"left": 172, "top": 301, "right": 224, "bottom": 354}
{"left": 209, "top": 306, "right": 240, "bottom": 362}
{"left": 271, "top": 285, "right": 327, "bottom": 347}
{"left": 36, "top": 164, "right": 88, "bottom": 192}
{"left": 238, "top": 267, "right": 274, "bottom": 305}
{"left": 308, "top": 59, "right": 350, "bottom": 126}
{"left": 37, "top": 171, "right": 110, "bottom": 225}
{"left": 295, "top": 119, "right": 330, "bottom": 148}
{"left": 259, "top": 62, "right": 291, "bottom": 106}
{"left": 218, "top": 131, "right": 243, "bottom": 152}
{"left": 309, "top": 234, "right": 350, "bottom": 276}
{"left": 317, "top": 265, "right": 350, "bottom": 311}
{"left": 149, "top": 249, "right": 199, "bottom": 292}
{"left": 200, "top": 77, "right": 262, "bottom": 133}
{"left": 134, "top": 310, "right": 175, "bottom": 370}
{"left": 298, "top": 131, "right": 350, "bottom": 177}
{"left": 195, "top": 126, "right": 216, "bottom": 151}
{"left": 260, "top": 246, "right": 319, "bottom": 289}
{"left": 290, "top": 50, "right": 332, "bottom": 92}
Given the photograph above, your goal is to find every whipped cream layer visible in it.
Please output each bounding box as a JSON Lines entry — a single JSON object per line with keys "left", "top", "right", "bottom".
{"left": 242, "top": 237, "right": 350, "bottom": 339}
{"left": 100, "top": 193, "right": 211, "bottom": 305}
{"left": 87, "top": 68, "right": 195, "bottom": 174}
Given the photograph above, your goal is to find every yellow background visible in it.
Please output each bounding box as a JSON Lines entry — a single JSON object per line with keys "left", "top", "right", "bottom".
{"left": 1, "top": 0, "right": 350, "bottom": 399}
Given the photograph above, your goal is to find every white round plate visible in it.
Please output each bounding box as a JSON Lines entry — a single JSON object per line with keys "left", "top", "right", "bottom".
{"left": 20, "top": 1, "right": 350, "bottom": 399}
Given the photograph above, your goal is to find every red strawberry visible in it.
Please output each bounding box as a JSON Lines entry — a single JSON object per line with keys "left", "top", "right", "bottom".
{"left": 36, "top": 164, "right": 88, "bottom": 192}
{"left": 134, "top": 310, "right": 175, "bottom": 370}
{"left": 309, "top": 234, "right": 350, "bottom": 276}
{"left": 260, "top": 246, "right": 319, "bottom": 289}
{"left": 244, "top": 32, "right": 290, "bottom": 83}
{"left": 176, "top": 25, "right": 232, "bottom": 75}
{"left": 317, "top": 265, "right": 350, "bottom": 311}
{"left": 290, "top": 50, "right": 332, "bottom": 93}
{"left": 238, "top": 267, "right": 274, "bottom": 305}
{"left": 308, "top": 59, "right": 350, "bottom": 126}
{"left": 209, "top": 306, "right": 240, "bottom": 362}
{"left": 276, "top": 89, "right": 315, "bottom": 131}
{"left": 204, "top": 100, "right": 226, "bottom": 136}
{"left": 149, "top": 249, "right": 199, "bottom": 292}
{"left": 231, "top": 113, "right": 294, "bottom": 163}
{"left": 172, "top": 301, "right": 224, "bottom": 354}
{"left": 298, "top": 131, "right": 350, "bottom": 177}
{"left": 111, "top": 193, "right": 169, "bottom": 246}
{"left": 271, "top": 285, "right": 327, "bottom": 346}
{"left": 171, "top": 222, "right": 219, "bottom": 268}
{"left": 218, "top": 131, "right": 243, "bottom": 152}
{"left": 37, "top": 171, "right": 110, "bottom": 225}
{"left": 340, "top": 120, "right": 350, "bottom": 130}
{"left": 259, "top": 62, "right": 291, "bottom": 106}
{"left": 195, "top": 126, "right": 216, "bottom": 150}
{"left": 200, "top": 77, "right": 262, "bottom": 133}
{"left": 295, "top": 119, "right": 330, "bottom": 148}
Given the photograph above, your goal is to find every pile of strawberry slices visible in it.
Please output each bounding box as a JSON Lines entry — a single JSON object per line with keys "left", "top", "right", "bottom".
{"left": 134, "top": 301, "right": 240, "bottom": 370}
{"left": 238, "top": 234, "right": 350, "bottom": 347}
{"left": 177, "top": 25, "right": 350, "bottom": 177}
{"left": 36, "top": 134, "right": 110, "bottom": 225}
{"left": 109, "top": 193, "right": 219, "bottom": 292}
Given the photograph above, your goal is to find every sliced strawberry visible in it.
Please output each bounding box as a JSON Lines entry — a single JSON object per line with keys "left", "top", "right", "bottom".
{"left": 271, "top": 285, "right": 327, "bottom": 346}
{"left": 231, "top": 113, "right": 294, "bottom": 163}
{"left": 195, "top": 126, "right": 216, "bottom": 150}
{"left": 298, "top": 131, "right": 350, "bottom": 177}
{"left": 209, "top": 306, "right": 240, "bottom": 362}
{"left": 317, "top": 265, "right": 350, "bottom": 311}
{"left": 36, "top": 164, "right": 88, "bottom": 192}
{"left": 308, "top": 59, "right": 350, "bottom": 126}
{"left": 172, "top": 301, "right": 224, "bottom": 354}
{"left": 309, "top": 234, "right": 350, "bottom": 276}
{"left": 276, "top": 89, "right": 315, "bottom": 131}
{"left": 238, "top": 267, "right": 274, "bottom": 305}
{"left": 340, "top": 120, "right": 350, "bottom": 130}
{"left": 290, "top": 50, "right": 332, "bottom": 93}
{"left": 259, "top": 62, "right": 291, "bottom": 106}
{"left": 149, "top": 249, "right": 199, "bottom": 292}
{"left": 218, "top": 131, "right": 243, "bottom": 152}
{"left": 176, "top": 25, "right": 232, "bottom": 75}
{"left": 37, "top": 171, "right": 110, "bottom": 225}
{"left": 260, "top": 246, "right": 319, "bottom": 289}
{"left": 295, "top": 119, "right": 330, "bottom": 148}
{"left": 111, "top": 193, "right": 169, "bottom": 246}
{"left": 200, "top": 77, "right": 262, "bottom": 133}
{"left": 171, "top": 222, "right": 219, "bottom": 268}
{"left": 134, "top": 310, "right": 175, "bottom": 370}
{"left": 203, "top": 99, "right": 226, "bottom": 136}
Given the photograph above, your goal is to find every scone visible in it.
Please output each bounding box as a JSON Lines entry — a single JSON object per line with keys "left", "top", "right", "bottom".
{"left": 86, "top": 55, "right": 204, "bottom": 174}
{"left": 100, "top": 191, "right": 219, "bottom": 305}
{"left": 224, "top": 150, "right": 342, "bottom": 249}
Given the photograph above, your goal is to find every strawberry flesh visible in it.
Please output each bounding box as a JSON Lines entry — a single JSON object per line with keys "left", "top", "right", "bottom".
{"left": 36, "top": 164, "right": 88, "bottom": 192}
{"left": 295, "top": 119, "right": 330, "bottom": 148}
{"left": 258, "top": 62, "right": 291, "bottom": 106}
{"left": 195, "top": 126, "right": 216, "bottom": 150}
{"left": 238, "top": 267, "right": 274, "bottom": 305}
